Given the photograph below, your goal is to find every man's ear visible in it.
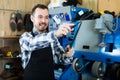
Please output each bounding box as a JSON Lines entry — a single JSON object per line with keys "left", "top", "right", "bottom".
{"left": 30, "top": 15, "right": 34, "bottom": 22}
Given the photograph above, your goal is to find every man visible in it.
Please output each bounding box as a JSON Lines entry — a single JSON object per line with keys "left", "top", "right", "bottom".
{"left": 19, "top": 4, "right": 75, "bottom": 80}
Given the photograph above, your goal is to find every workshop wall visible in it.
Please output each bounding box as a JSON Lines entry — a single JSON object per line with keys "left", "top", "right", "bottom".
{"left": 98, "top": 0, "right": 120, "bottom": 15}
{"left": 78, "top": 0, "right": 98, "bottom": 13}
{"left": 80, "top": 0, "right": 120, "bottom": 15}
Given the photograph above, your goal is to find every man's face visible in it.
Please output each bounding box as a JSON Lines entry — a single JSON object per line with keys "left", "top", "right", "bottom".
{"left": 31, "top": 8, "right": 49, "bottom": 33}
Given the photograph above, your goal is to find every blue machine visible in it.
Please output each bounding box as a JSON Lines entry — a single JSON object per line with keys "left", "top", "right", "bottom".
{"left": 49, "top": 6, "right": 120, "bottom": 80}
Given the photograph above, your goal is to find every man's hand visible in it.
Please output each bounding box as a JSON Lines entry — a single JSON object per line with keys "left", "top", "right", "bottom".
{"left": 54, "top": 23, "right": 75, "bottom": 37}
{"left": 65, "top": 45, "right": 74, "bottom": 57}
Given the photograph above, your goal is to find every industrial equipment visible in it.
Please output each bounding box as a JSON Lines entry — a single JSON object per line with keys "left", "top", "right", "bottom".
{"left": 49, "top": 6, "right": 120, "bottom": 80}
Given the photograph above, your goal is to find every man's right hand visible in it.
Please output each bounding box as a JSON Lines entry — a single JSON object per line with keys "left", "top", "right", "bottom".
{"left": 54, "top": 23, "right": 75, "bottom": 37}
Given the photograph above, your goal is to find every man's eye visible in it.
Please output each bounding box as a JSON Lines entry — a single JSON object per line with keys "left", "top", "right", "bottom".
{"left": 45, "top": 16, "right": 49, "bottom": 19}
{"left": 39, "top": 16, "right": 42, "bottom": 19}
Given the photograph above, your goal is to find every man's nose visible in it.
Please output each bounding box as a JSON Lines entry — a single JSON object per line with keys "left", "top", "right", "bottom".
{"left": 41, "top": 18, "right": 46, "bottom": 22}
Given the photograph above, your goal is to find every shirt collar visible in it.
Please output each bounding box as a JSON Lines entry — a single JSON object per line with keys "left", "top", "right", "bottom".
{"left": 31, "top": 27, "right": 39, "bottom": 36}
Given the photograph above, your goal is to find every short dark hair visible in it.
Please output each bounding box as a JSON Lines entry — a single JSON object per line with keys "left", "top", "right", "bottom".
{"left": 31, "top": 4, "right": 48, "bottom": 15}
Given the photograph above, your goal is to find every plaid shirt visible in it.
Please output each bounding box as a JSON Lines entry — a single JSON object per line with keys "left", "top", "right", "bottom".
{"left": 19, "top": 28, "right": 73, "bottom": 69}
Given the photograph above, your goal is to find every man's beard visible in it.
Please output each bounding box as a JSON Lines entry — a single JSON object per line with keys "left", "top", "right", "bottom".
{"left": 38, "top": 23, "right": 48, "bottom": 33}
{"left": 39, "top": 22, "right": 47, "bottom": 27}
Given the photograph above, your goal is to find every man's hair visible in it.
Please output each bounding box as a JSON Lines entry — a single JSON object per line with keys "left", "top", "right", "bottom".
{"left": 31, "top": 4, "right": 48, "bottom": 15}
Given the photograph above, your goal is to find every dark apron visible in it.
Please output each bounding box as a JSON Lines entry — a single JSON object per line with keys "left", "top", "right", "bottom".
{"left": 23, "top": 46, "right": 55, "bottom": 80}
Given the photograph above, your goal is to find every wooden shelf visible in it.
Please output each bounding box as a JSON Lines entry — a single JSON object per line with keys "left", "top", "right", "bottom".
{"left": 0, "top": 36, "right": 19, "bottom": 39}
